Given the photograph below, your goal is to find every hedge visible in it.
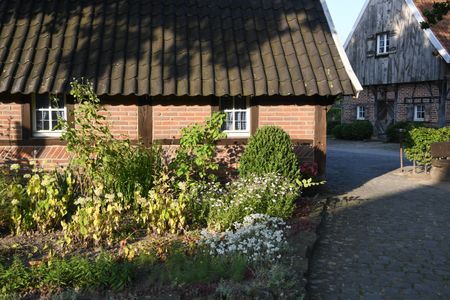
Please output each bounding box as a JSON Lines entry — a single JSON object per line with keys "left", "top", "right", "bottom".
{"left": 404, "top": 126, "right": 450, "bottom": 166}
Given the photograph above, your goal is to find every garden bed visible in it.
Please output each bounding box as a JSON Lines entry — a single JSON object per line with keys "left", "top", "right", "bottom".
{"left": 0, "top": 197, "right": 323, "bottom": 299}
{"left": 0, "top": 81, "right": 325, "bottom": 299}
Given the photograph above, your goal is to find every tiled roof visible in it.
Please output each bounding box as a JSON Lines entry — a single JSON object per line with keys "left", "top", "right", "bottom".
{"left": 0, "top": 0, "right": 357, "bottom": 97}
{"left": 414, "top": 0, "right": 450, "bottom": 54}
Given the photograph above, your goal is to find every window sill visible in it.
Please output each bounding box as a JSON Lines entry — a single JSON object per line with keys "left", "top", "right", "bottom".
{"left": 224, "top": 132, "right": 251, "bottom": 138}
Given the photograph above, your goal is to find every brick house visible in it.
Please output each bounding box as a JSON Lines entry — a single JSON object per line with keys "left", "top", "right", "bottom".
{"left": 0, "top": 0, "right": 361, "bottom": 175}
{"left": 342, "top": 0, "right": 450, "bottom": 137}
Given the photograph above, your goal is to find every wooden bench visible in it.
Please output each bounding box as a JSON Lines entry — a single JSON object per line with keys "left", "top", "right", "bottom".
{"left": 431, "top": 141, "right": 450, "bottom": 182}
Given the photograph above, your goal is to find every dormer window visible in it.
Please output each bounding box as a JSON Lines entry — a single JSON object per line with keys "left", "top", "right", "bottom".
{"left": 376, "top": 33, "right": 390, "bottom": 55}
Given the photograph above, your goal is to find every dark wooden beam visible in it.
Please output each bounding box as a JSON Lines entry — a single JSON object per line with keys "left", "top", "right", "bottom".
{"left": 138, "top": 97, "right": 153, "bottom": 147}
{"left": 250, "top": 98, "right": 259, "bottom": 135}
{"left": 21, "top": 98, "right": 31, "bottom": 140}
{"left": 314, "top": 104, "right": 327, "bottom": 176}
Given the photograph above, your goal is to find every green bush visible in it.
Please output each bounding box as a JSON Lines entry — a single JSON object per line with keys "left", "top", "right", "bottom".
{"left": 239, "top": 126, "right": 300, "bottom": 181}
{"left": 327, "top": 120, "right": 341, "bottom": 135}
{"left": 332, "top": 124, "right": 344, "bottom": 139}
{"left": 334, "top": 121, "right": 373, "bottom": 140}
{"left": 385, "top": 121, "right": 424, "bottom": 143}
{"left": 207, "top": 173, "right": 300, "bottom": 230}
{"left": 327, "top": 107, "right": 341, "bottom": 122}
{"left": 350, "top": 120, "right": 373, "bottom": 140}
{"left": 404, "top": 126, "right": 450, "bottom": 166}
{"left": 326, "top": 107, "right": 341, "bottom": 135}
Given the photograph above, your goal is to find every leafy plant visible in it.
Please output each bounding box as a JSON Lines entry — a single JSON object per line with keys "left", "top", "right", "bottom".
{"left": 0, "top": 167, "right": 14, "bottom": 232}
{"left": 136, "top": 166, "right": 188, "bottom": 235}
{"left": 404, "top": 126, "right": 450, "bottom": 166}
{"left": 170, "top": 112, "right": 226, "bottom": 183}
{"left": 0, "top": 254, "right": 135, "bottom": 296}
{"left": 62, "top": 190, "right": 129, "bottom": 246}
{"left": 8, "top": 164, "right": 75, "bottom": 235}
{"left": 60, "top": 79, "right": 161, "bottom": 202}
{"left": 239, "top": 126, "right": 300, "bottom": 181}
{"left": 159, "top": 251, "right": 247, "bottom": 284}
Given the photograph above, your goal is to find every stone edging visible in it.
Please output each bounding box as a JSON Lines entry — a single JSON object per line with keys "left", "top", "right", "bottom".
{"left": 304, "top": 196, "right": 333, "bottom": 299}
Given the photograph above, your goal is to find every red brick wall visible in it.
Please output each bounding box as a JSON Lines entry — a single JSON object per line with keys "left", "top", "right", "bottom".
{"left": 152, "top": 98, "right": 212, "bottom": 140}
{"left": 259, "top": 102, "right": 316, "bottom": 140}
{"left": 342, "top": 89, "right": 376, "bottom": 124}
{"left": 0, "top": 95, "right": 320, "bottom": 169}
{"left": 0, "top": 145, "right": 69, "bottom": 168}
{"left": 0, "top": 102, "right": 22, "bottom": 141}
{"left": 98, "top": 104, "right": 138, "bottom": 139}
{"left": 342, "top": 82, "right": 449, "bottom": 132}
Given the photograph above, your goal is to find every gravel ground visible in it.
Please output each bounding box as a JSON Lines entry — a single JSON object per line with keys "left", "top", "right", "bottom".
{"left": 308, "top": 139, "right": 450, "bottom": 300}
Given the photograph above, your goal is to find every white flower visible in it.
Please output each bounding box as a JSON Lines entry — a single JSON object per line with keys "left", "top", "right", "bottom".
{"left": 10, "top": 163, "right": 20, "bottom": 171}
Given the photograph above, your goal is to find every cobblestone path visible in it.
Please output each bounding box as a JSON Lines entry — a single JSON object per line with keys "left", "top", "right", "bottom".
{"left": 308, "top": 140, "right": 450, "bottom": 299}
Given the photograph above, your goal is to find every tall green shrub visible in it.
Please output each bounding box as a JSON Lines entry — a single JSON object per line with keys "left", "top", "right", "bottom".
{"left": 404, "top": 126, "right": 450, "bottom": 165}
{"left": 239, "top": 126, "right": 300, "bottom": 181}
{"left": 60, "top": 79, "right": 161, "bottom": 202}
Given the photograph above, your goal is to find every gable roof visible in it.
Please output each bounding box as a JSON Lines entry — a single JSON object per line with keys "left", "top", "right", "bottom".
{"left": 0, "top": 0, "right": 360, "bottom": 97}
{"left": 411, "top": 0, "right": 450, "bottom": 63}
{"left": 345, "top": 0, "right": 450, "bottom": 64}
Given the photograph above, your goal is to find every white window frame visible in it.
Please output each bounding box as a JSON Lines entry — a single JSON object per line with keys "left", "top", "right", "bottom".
{"left": 414, "top": 104, "right": 425, "bottom": 122}
{"left": 356, "top": 106, "right": 365, "bottom": 120}
{"left": 376, "top": 33, "right": 390, "bottom": 55}
{"left": 219, "top": 96, "right": 251, "bottom": 138}
{"left": 32, "top": 94, "right": 67, "bottom": 138}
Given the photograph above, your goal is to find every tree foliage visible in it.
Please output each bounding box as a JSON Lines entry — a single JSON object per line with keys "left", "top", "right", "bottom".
{"left": 420, "top": 1, "right": 450, "bottom": 28}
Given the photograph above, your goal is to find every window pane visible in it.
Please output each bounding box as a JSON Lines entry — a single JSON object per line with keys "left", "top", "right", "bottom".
{"left": 234, "top": 97, "right": 247, "bottom": 110}
{"left": 235, "top": 111, "right": 247, "bottom": 130}
{"left": 36, "top": 111, "right": 51, "bottom": 131}
{"left": 35, "top": 95, "right": 49, "bottom": 109}
{"left": 51, "top": 111, "right": 64, "bottom": 129}
{"left": 223, "top": 112, "right": 233, "bottom": 130}
{"left": 220, "top": 97, "right": 233, "bottom": 110}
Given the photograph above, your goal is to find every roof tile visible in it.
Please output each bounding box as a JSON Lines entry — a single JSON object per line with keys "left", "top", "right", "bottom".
{"left": 0, "top": 0, "right": 356, "bottom": 96}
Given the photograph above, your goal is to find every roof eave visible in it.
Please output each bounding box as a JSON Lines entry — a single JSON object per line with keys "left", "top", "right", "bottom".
{"left": 319, "top": 0, "right": 363, "bottom": 96}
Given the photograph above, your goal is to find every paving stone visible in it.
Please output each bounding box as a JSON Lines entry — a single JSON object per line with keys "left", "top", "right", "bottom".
{"left": 308, "top": 140, "right": 450, "bottom": 300}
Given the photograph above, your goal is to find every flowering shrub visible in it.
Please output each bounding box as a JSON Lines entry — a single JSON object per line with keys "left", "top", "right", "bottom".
{"left": 200, "top": 214, "right": 288, "bottom": 263}
{"left": 207, "top": 173, "right": 299, "bottom": 230}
